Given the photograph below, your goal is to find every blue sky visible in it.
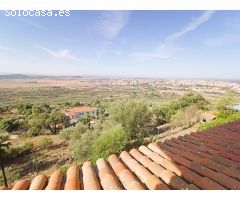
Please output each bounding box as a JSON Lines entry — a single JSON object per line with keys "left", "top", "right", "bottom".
{"left": 0, "top": 10, "right": 240, "bottom": 79}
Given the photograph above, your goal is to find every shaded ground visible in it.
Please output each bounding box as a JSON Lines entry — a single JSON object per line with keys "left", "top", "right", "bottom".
{"left": 1, "top": 135, "right": 73, "bottom": 186}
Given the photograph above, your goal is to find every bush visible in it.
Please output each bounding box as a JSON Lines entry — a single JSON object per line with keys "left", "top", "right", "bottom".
{"left": 0, "top": 117, "right": 25, "bottom": 133}
{"left": 111, "top": 101, "right": 152, "bottom": 140}
{"left": 154, "top": 92, "right": 209, "bottom": 125}
{"left": 36, "top": 137, "right": 53, "bottom": 149}
{"left": 70, "top": 130, "right": 97, "bottom": 164}
{"left": 92, "top": 125, "right": 129, "bottom": 161}
{"left": 59, "top": 126, "right": 75, "bottom": 140}
{"left": 59, "top": 121, "right": 88, "bottom": 141}
{"left": 5, "top": 141, "right": 34, "bottom": 159}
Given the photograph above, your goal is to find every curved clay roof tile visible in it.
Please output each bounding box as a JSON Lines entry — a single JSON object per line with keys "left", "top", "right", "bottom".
{"left": 12, "top": 179, "right": 31, "bottom": 190}
{"left": 82, "top": 161, "right": 101, "bottom": 190}
{"left": 29, "top": 175, "right": 48, "bottom": 190}
{"left": 64, "top": 166, "right": 81, "bottom": 190}
{"left": 45, "top": 169, "right": 64, "bottom": 190}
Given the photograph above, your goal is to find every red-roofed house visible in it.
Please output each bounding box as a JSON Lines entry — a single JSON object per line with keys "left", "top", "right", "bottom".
{"left": 64, "top": 107, "right": 97, "bottom": 123}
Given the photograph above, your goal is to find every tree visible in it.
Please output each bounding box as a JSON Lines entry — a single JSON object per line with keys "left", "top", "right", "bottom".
{"left": 153, "top": 105, "right": 170, "bottom": 125}
{"left": 92, "top": 125, "right": 129, "bottom": 161}
{"left": 0, "top": 117, "right": 25, "bottom": 133}
{"left": 0, "top": 132, "right": 10, "bottom": 187}
{"left": 27, "top": 113, "right": 47, "bottom": 136}
{"left": 154, "top": 92, "right": 209, "bottom": 125}
{"left": 46, "top": 109, "right": 69, "bottom": 134}
{"left": 80, "top": 113, "right": 91, "bottom": 129}
{"left": 70, "top": 130, "right": 97, "bottom": 164}
{"left": 111, "top": 101, "right": 152, "bottom": 140}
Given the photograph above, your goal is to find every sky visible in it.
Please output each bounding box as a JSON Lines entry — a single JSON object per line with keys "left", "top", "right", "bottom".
{"left": 0, "top": 10, "right": 240, "bottom": 79}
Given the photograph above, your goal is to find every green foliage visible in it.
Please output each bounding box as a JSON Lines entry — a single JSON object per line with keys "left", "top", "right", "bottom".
{"left": 154, "top": 92, "right": 209, "bottom": 125}
{"left": 71, "top": 130, "right": 97, "bottom": 164}
{"left": 80, "top": 113, "right": 91, "bottom": 128}
{"left": 36, "top": 137, "right": 53, "bottom": 149}
{"left": 5, "top": 141, "right": 34, "bottom": 159}
{"left": 92, "top": 125, "right": 129, "bottom": 161}
{"left": 59, "top": 126, "right": 75, "bottom": 140}
{"left": 59, "top": 121, "right": 88, "bottom": 140}
{"left": 46, "top": 109, "right": 69, "bottom": 134}
{"left": 0, "top": 117, "right": 27, "bottom": 133}
{"left": 111, "top": 101, "right": 152, "bottom": 140}
{"left": 198, "top": 111, "right": 240, "bottom": 131}
{"left": 27, "top": 113, "right": 48, "bottom": 136}
{"left": 16, "top": 103, "right": 33, "bottom": 115}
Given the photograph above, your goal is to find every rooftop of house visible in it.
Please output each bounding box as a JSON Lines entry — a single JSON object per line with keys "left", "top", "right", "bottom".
{"left": 1, "top": 120, "right": 240, "bottom": 190}
{"left": 64, "top": 106, "right": 97, "bottom": 118}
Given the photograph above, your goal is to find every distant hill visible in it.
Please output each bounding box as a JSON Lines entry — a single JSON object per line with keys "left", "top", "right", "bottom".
{"left": 0, "top": 74, "right": 29, "bottom": 79}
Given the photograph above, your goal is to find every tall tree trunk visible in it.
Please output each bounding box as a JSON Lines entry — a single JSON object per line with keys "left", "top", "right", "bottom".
{"left": 0, "top": 157, "right": 8, "bottom": 188}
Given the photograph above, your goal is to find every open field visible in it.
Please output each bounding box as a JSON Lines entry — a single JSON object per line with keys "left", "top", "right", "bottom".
{"left": 1, "top": 77, "right": 239, "bottom": 107}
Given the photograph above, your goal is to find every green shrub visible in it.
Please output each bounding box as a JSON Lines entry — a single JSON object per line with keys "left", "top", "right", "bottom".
{"left": 59, "top": 122, "right": 88, "bottom": 141}
{"left": 5, "top": 141, "right": 34, "bottom": 159}
{"left": 92, "top": 125, "right": 129, "bottom": 162}
{"left": 111, "top": 101, "right": 152, "bottom": 140}
{"left": 154, "top": 92, "right": 209, "bottom": 125}
{"left": 59, "top": 126, "right": 75, "bottom": 140}
{"left": 36, "top": 137, "right": 53, "bottom": 149}
{"left": 70, "top": 130, "right": 96, "bottom": 164}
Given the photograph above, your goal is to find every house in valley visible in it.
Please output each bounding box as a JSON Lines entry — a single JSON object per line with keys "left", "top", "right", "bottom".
{"left": 64, "top": 106, "right": 97, "bottom": 124}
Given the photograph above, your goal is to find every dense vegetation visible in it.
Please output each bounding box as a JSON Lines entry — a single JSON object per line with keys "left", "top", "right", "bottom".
{"left": 1, "top": 90, "right": 239, "bottom": 186}
{"left": 58, "top": 92, "right": 211, "bottom": 164}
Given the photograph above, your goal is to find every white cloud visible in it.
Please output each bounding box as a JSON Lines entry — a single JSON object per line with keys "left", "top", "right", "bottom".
{"left": 205, "top": 35, "right": 240, "bottom": 46}
{"left": 97, "top": 11, "right": 130, "bottom": 40}
{"left": 130, "top": 11, "right": 215, "bottom": 61}
{"left": 35, "top": 44, "right": 80, "bottom": 61}
{"left": 164, "top": 11, "right": 215, "bottom": 43}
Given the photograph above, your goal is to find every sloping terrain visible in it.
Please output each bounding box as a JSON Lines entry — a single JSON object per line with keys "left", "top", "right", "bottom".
{"left": 2, "top": 120, "right": 240, "bottom": 190}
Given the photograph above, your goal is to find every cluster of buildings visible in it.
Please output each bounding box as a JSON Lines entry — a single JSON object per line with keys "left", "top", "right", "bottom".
{"left": 77, "top": 78, "right": 240, "bottom": 94}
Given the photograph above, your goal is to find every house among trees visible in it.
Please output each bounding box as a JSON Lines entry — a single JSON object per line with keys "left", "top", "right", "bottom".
{"left": 64, "top": 106, "right": 97, "bottom": 124}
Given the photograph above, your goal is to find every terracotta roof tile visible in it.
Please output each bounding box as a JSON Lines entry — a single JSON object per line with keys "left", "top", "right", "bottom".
{"left": 64, "top": 166, "right": 81, "bottom": 190}
{"left": 12, "top": 179, "right": 31, "bottom": 190}
{"left": 120, "top": 151, "right": 169, "bottom": 190}
{"left": 82, "top": 161, "right": 101, "bottom": 190}
{"left": 96, "top": 158, "right": 122, "bottom": 190}
{"left": 2, "top": 120, "right": 240, "bottom": 190}
{"left": 45, "top": 169, "right": 63, "bottom": 190}
{"left": 29, "top": 175, "right": 48, "bottom": 190}
{"left": 108, "top": 154, "right": 145, "bottom": 190}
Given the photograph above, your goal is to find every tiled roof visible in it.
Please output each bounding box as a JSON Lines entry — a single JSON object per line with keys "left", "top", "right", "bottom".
{"left": 1, "top": 120, "right": 240, "bottom": 190}
{"left": 64, "top": 106, "right": 97, "bottom": 118}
